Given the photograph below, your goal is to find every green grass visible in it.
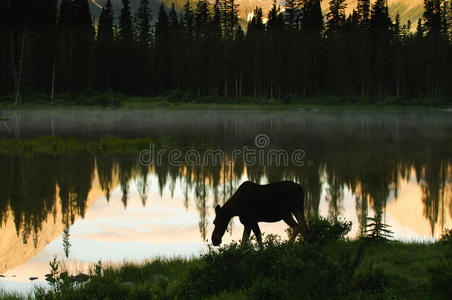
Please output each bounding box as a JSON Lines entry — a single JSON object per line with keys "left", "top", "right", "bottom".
{"left": 0, "top": 290, "right": 23, "bottom": 300}
{"left": 1, "top": 91, "right": 451, "bottom": 110}
{"left": 1, "top": 218, "right": 450, "bottom": 300}
{"left": 0, "top": 136, "right": 160, "bottom": 155}
{"left": 352, "top": 241, "right": 442, "bottom": 299}
{"left": 9, "top": 240, "right": 446, "bottom": 300}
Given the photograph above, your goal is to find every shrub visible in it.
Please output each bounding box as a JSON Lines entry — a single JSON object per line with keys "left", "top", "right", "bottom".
{"left": 438, "top": 228, "right": 452, "bottom": 246}
{"left": 176, "top": 234, "right": 384, "bottom": 299}
{"left": 302, "top": 214, "right": 352, "bottom": 244}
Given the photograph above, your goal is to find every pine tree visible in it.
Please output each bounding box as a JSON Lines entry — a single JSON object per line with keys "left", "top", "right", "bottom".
{"left": 440, "top": 0, "right": 449, "bottom": 38}
{"left": 300, "top": 0, "right": 324, "bottom": 96}
{"left": 31, "top": 0, "right": 58, "bottom": 96}
{"left": 354, "top": 0, "right": 372, "bottom": 96}
{"left": 394, "top": 13, "right": 401, "bottom": 37}
{"left": 423, "top": 0, "right": 442, "bottom": 37}
{"left": 222, "top": 0, "right": 239, "bottom": 96}
{"left": 182, "top": 0, "right": 194, "bottom": 91}
{"left": 8, "top": 0, "right": 57, "bottom": 101}
{"left": 57, "top": 0, "right": 94, "bottom": 92}
{"left": 448, "top": 0, "right": 452, "bottom": 95}
{"left": 284, "top": 0, "right": 300, "bottom": 30}
{"left": 247, "top": 6, "right": 265, "bottom": 97}
{"left": 136, "top": 0, "right": 152, "bottom": 94}
{"left": 168, "top": 3, "right": 182, "bottom": 90}
{"left": 155, "top": 3, "right": 170, "bottom": 93}
{"left": 416, "top": 17, "right": 424, "bottom": 37}
{"left": 370, "top": 0, "right": 392, "bottom": 98}
{"left": 267, "top": 1, "right": 284, "bottom": 32}
{"left": 195, "top": 0, "right": 209, "bottom": 36}
{"left": 449, "top": 0, "right": 452, "bottom": 36}
{"left": 119, "top": 0, "right": 134, "bottom": 43}
{"left": 117, "top": 0, "right": 135, "bottom": 93}
{"left": 0, "top": 0, "right": 12, "bottom": 94}
{"left": 422, "top": 0, "right": 449, "bottom": 96}
{"left": 282, "top": 0, "right": 301, "bottom": 96}
{"left": 97, "top": 0, "right": 114, "bottom": 51}
{"left": 357, "top": 0, "right": 371, "bottom": 26}
{"left": 393, "top": 13, "right": 403, "bottom": 97}
{"left": 266, "top": 1, "right": 285, "bottom": 98}
{"left": 136, "top": 0, "right": 151, "bottom": 48}
{"left": 234, "top": 24, "right": 246, "bottom": 98}
{"left": 96, "top": 0, "right": 114, "bottom": 91}
{"left": 370, "top": 0, "right": 391, "bottom": 31}
{"left": 208, "top": 0, "right": 223, "bottom": 96}
{"left": 223, "top": 0, "right": 239, "bottom": 41}
{"left": 326, "top": 0, "right": 348, "bottom": 95}
{"left": 326, "top": 0, "right": 347, "bottom": 37}
{"left": 193, "top": 0, "right": 210, "bottom": 95}
{"left": 301, "top": 0, "right": 324, "bottom": 35}
{"left": 169, "top": 3, "right": 179, "bottom": 29}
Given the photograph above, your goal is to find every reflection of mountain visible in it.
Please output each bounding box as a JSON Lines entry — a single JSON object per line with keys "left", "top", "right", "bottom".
{"left": 0, "top": 171, "right": 118, "bottom": 274}
{"left": 386, "top": 168, "right": 452, "bottom": 239}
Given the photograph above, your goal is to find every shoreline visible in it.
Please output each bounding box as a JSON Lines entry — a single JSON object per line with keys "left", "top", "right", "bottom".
{"left": 0, "top": 237, "right": 450, "bottom": 299}
{"left": 1, "top": 93, "right": 452, "bottom": 111}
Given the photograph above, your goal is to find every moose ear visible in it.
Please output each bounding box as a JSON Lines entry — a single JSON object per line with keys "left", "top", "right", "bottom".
{"left": 215, "top": 204, "right": 221, "bottom": 213}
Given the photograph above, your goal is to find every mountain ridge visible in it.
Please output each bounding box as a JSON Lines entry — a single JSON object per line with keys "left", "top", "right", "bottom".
{"left": 87, "top": 0, "right": 423, "bottom": 26}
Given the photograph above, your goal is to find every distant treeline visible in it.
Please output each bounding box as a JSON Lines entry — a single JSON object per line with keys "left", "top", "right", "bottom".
{"left": 1, "top": 0, "right": 452, "bottom": 103}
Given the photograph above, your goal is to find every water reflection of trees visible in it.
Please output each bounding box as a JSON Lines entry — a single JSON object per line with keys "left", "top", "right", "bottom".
{"left": 0, "top": 113, "right": 451, "bottom": 244}
{"left": 0, "top": 152, "right": 450, "bottom": 245}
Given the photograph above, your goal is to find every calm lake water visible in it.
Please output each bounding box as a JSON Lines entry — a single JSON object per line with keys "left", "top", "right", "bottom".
{"left": 0, "top": 108, "right": 451, "bottom": 293}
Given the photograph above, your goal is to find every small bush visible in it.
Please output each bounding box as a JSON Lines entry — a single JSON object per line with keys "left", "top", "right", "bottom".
{"left": 438, "top": 228, "right": 452, "bottom": 246}
{"left": 176, "top": 233, "right": 384, "bottom": 299}
{"left": 302, "top": 214, "right": 352, "bottom": 244}
{"left": 166, "top": 90, "right": 195, "bottom": 103}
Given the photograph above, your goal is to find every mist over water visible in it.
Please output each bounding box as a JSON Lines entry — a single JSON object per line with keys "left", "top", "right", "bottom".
{"left": 0, "top": 108, "right": 451, "bottom": 293}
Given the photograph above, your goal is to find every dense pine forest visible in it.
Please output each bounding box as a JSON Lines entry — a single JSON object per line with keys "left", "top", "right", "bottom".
{"left": 1, "top": 0, "right": 452, "bottom": 103}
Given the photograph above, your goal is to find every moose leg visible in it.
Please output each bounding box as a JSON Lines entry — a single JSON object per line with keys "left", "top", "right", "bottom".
{"left": 294, "top": 211, "right": 309, "bottom": 237}
{"left": 251, "top": 223, "right": 263, "bottom": 247}
{"left": 283, "top": 215, "right": 301, "bottom": 242}
{"left": 241, "top": 225, "right": 251, "bottom": 246}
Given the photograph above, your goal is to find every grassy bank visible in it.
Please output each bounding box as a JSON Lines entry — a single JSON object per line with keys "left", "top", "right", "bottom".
{"left": 1, "top": 91, "right": 451, "bottom": 110}
{"left": 0, "top": 136, "right": 160, "bottom": 155}
{"left": 1, "top": 217, "right": 451, "bottom": 300}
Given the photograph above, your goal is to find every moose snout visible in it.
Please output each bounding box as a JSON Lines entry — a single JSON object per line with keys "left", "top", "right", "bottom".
{"left": 211, "top": 234, "right": 222, "bottom": 246}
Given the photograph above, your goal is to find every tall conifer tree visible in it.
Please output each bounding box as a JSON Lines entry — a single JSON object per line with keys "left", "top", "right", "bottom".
{"left": 96, "top": 0, "right": 114, "bottom": 91}
{"left": 117, "top": 0, "right": 135, "bottom": 93}
{"left": 155, "top": 3, "right": 169, "bottom": 93}
{"left": 136, "top": 0, "right": 152, "bottom": 94}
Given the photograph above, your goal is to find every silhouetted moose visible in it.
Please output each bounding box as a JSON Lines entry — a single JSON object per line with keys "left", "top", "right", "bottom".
{"left": 211, "top": 181, "right": 309, "bottom": 246}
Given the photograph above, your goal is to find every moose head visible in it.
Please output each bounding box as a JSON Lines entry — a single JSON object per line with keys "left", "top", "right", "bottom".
{"left": 211, "top": 204, "right": 230, "bottom": 246}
